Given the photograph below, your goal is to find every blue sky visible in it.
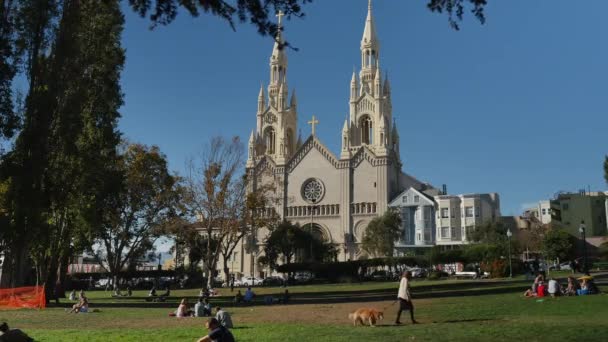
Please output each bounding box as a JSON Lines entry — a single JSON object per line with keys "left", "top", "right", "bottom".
{"left": 119, "top": 0, "right": 608, "bottom": 217}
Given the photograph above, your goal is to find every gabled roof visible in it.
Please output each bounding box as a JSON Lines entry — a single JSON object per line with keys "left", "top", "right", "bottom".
{"left": 389, "top": 186, "right": 435, "bottom": 207}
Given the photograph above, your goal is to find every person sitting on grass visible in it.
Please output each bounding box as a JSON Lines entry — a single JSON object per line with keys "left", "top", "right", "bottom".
{"left": 195, "top": 298, "right": 206, "bottom": 317}
{"left": 233, "top": 290, "right": 243, "bottom": 305}
{"left": 126, "top": 286, "right": 132, "bottom": 297}
{"left": 215, "top": 307, "right": 233, "bottom": 329}
{"left": 278, "top": 289, "right": 290, "bottom": 304}
{"left": 149, "top": 286, "right": 157, "bottom": 297}
{"left": 197, "top": 317, "right": 235, "bottom": 342}
{"left": 565, "top": 276, "right": 578, "bottom": 296}
{"left": 244, "top": 287, "right": 255, "bottom": 303}
{"left": 548, "top": 277, "right": 561, "bottom": 297}
{"left": 112, "top": 286, "right": 122, "bottom": 297}
{"left": 68, "top": 294, "right": 89, "bottom": 314}
{"left": 0, "top": 322, "right": 33, "bottom": 342}
{"left": 176, "top": 298, "right": 194, "bottom": 317}
{"left": 69, "top": 290, "right": 77, "bottom": 301}
{"left": 532, "top": 273, "right": 544, "bottom": 294}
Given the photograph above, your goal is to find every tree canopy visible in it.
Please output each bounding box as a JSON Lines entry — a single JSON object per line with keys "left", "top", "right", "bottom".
{"left": 361, "top": 209, "right": 402, "bottom": 258}
{"left": 542, "top": 229, "right": 576, "bottom": 262}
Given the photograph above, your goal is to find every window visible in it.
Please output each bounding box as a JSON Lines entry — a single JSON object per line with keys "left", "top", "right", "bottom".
{"left": 361, "top": 116, "right": 373, "bottom": 144}
{"left": 402, "top": 196, "right": 408, "bottom": 203}
{"left": 264, "top": 127, "right": 276, "bottom": 154}
{"left": 451, "top": 208, "right": 455, "bottom": 218}
{"left": 465, "top": 206, "right": 474, "bottom": 217}
{"left": 475, "top": 207, "right": 480, "bottom": 217}
{"left": 563, "top": 203, "right": 569, "bottom": 210}
{"left": 451, "top": 227, "right": 456, "bottom": 238}
{"left": 424, "top": 231, "right": 431, "bottom": 241}
{"left": 414, "top": 195, "right": 420, "bottom": 203}
{"left": 441, "top": 227, "right": 449, "bottom": 238}
{"left": 441, "top": 208, "right": 449, "bottom": 218}
{"left": 424, "top": 207, "right": 432, "bottom": 220}
{"left": 542, "top": 208, "right": 546, "bottom": 215}
{"left": 417, "top": 233, "right": 421, "bottom": 241}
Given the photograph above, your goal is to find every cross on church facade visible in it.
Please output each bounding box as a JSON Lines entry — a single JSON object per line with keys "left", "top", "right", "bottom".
{"left": 308, "top": 115, "right": 319, "bottom": 136}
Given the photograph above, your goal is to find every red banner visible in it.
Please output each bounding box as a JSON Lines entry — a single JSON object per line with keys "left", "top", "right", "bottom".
{"left": 0, "top": 286, "right": 46, "bottom": 309}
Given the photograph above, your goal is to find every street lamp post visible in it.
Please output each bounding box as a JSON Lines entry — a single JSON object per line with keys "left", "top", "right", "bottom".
{"left": 506, "top": 228, "right": 513, "bottom": 278}
{"left": 579, "top": 221, "right": 589, "bottom": 275}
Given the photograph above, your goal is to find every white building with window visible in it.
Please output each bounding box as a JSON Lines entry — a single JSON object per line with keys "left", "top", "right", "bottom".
{"left": 390, "top": 189, "right": 501, "bottom": 250}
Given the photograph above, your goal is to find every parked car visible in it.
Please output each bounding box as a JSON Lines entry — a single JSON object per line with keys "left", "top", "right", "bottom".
{"left": 241, "top": 276, "right": 263, "bottom": 286}
{"left": 409, "top": 268, "right": 427, "bottom": 278}
{"left": 222, "top": 278, "right": 243, "bottom": 288}
{"left": 549, "top": 261, "right": 572, "bottom": 271}
{"left": 370, "top": 270, "right": 391, "bottom": 281}
{"left": 262, "top": 276, "right": 284, "bottom": 286}
{"left": 294, "top": 272, "right": 312, "bottom": 283}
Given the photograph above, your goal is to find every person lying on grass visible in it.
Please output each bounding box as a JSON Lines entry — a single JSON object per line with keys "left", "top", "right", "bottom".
{"left": 197, "top": 318, "right": 235, "bottom": 342}
{"left": 0, "top": 321, "right": 33, "bottom": 342}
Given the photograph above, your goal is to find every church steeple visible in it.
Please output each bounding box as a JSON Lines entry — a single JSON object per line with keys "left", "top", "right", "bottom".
{"left": 268, "top": 11, "right": 288, "bottom": 108}
{"left": 359, "top": 0, "right": 380, "bottom": 96}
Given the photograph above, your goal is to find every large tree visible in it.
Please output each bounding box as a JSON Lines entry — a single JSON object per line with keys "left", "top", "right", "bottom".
{"left": 361, "top": 209, "right": 402, "bottom": 258}
{"left": 542, "top": 229, "right": 576, "bottom": 263}
{"left": 91, "top": 143, "right": 181, "bottom": 285}
{"left": 183, "top": 136, "right": 246, "bottom": 288}
{"left": 2, "top": 1, "right": 124, "bottom": 295}
{"left": 261, "top": 220, "right": 335, "bottom": 270}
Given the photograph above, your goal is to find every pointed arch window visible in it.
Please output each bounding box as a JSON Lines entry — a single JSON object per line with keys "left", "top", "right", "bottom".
{"left": 264, "top": 127, "right": 276, "bottom": 154}
{"left": 360, "top": 116, "right": 373, "bottom": 145}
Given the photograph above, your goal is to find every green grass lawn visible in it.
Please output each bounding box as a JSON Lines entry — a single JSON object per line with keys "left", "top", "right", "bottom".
{"left": 2, "top": 277, "right": 607, "bottom": 341}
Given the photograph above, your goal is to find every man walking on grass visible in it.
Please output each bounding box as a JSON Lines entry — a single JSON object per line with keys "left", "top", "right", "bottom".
{"left": 395, "top": 271, "right": 418, "bottom": 325}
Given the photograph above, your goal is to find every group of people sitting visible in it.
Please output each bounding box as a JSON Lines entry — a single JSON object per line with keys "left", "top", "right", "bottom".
{"left": 199, "top": 287, "right": 219, "bottom": 299}
{"left": 111, "top": 286, "right": 132, "bottom": 297}
{"left": 232, "top": 287, "right": 290, "bottom": 306}
{"left": 172, "top": 297, "right": 234, "bottom": 326}
{"left": 524, "top": 274, "right": 599, "bottom": 297}
{"left": 146, "top": 286, "right": 171, "bottom": 302}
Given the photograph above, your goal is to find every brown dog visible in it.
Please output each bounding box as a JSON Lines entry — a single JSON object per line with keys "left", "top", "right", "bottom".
{"left": 348, "top": 308, "right": 384, "bottom": 326}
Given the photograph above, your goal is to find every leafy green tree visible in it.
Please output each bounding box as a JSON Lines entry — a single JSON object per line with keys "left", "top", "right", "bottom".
{"left": 127, "top": 0, "right": 487, "bottom": 35}
{"left": 361, "top": 209, "right": 402, "bottom": 258}
{"left": 542, "top": 229, "right": 576, "bottom": 262}
{"left": 91, "top": 143, "right": 181, "bottom": 285}
{"left": 262, "top": 221, "right": 335, "bottom": 270}
{"left": 0, "top": 0, "right": 21, "bottom": 145}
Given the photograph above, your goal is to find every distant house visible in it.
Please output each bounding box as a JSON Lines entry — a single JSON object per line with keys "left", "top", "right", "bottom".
{"left": 390, "top": 188, "right": 501, "bottom": 252}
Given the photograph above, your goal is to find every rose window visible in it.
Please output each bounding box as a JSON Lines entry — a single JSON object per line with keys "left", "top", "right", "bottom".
{"left": 302, "top": 179, "right": 324, "bottom": 203}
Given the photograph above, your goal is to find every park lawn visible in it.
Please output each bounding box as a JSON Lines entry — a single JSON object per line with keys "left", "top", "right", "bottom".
{"left": 2, "top": 280, "right": 607, "bottom": 341}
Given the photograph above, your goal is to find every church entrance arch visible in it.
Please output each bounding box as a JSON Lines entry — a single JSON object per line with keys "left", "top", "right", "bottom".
{"left": 301, "top": 223, "right": 331, "bottom": 243}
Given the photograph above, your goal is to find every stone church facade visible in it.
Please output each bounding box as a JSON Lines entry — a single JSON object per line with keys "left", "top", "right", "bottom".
{"left": 238, "top": 1, "right": 430, "bottom": 277}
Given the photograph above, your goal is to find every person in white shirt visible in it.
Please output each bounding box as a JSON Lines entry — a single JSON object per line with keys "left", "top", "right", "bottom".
{"left": 395, "top": 271, "right": 418, "bottom": 325}
{"left": 547, "top": 278, "right": 560, "bottom": 297}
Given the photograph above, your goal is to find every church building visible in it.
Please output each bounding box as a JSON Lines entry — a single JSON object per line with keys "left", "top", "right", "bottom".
{"left": 240, "top": 0, "right": 434, "bottom": 277}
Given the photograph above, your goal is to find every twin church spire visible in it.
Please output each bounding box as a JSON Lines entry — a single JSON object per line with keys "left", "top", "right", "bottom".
{"left": 248, "top": 0, "right": 398, "bottom": 168}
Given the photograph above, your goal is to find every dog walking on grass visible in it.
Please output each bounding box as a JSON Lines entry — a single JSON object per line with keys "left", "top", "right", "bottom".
{"left": 348, "top": 308, "right": 384, "bottom": 327}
